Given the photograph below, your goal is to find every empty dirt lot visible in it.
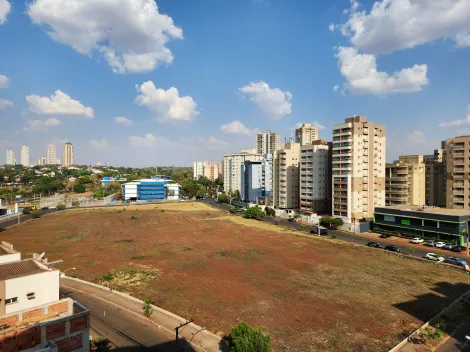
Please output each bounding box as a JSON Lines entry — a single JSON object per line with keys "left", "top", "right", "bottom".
{"left": 3, "top": 202, "right": 470, "bottom": 351}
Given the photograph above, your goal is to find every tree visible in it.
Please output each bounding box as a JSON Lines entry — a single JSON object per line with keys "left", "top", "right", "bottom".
{"left": 57, "top": 203, "right": 66, "bottom": 211}
{"left": 218, "top": 194, "right": 229, "bottom": 203}
{"left": 73, "top": 183, "right": 86, "bottom": 193}
{"left": 105, "top": 181, "right": 121, "bottom": 192}
{"left": 234, "top": 190, "right": 241, "bottom": 201}
{"left": 91, "top": 336, "right": 111, "bottom": 352}
{"left": 245, "top": 206, "right": 265, "bottom": 219}
{"left": 22, "top": 207, "right": 32, "bottom": 215}
{"left": 197, "top": 176, "right": 211, "bottom": 193}
{"left": 181, "top": 181, "right": 199, "bottom": 199}
{"left": 226, "top": 321, "right": 272, "bottom": 352}
{"left": 264, "top": 207, "right": 275, "bottom": 216}
{"left": 31, "top": 210, "right": 42, "bottom": 218}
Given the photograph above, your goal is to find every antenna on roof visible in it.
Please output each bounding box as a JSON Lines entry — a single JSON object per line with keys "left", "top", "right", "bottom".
{"left": 39, "top": 252, "right": 46, "bottom": 260}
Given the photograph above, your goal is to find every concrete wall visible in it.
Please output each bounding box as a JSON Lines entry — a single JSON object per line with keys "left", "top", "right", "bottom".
{"left": 0, "top": 252, "right": 21, "bottom": 264}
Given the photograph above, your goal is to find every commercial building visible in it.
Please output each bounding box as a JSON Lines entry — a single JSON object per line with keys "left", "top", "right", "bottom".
{"left": 46, "top": 144, "right": 56, "bottom": 165}
{"left": 62, "top": 143, "right": 74, "bottom": 166}
{"left": 5, "top": 150, "right": 15, "bottom": 165}
{"left": 374, "top": 205, "right": 470, "bottom": 245}
{"left": 241, "top": 155, "right": 272, "bottom": 204}
{"left": 295, "top": 123, "right": 319, "bottom": 146}
{"left": 20, "top": 146, "right": 29, "bottom": 167}
{"left": 223, "top": 151, "right": 264, "bottom": 193}
{"left": 123, "top": 176, "right": 180, "bottom": 202}
{"left": 0, "top": 242, "right": 90, "bottom": 351}
{"left": 203, "top": 162, "right": 222, "bottom": 181}
{"left": 385, "top": 155, "right": 426, "bottom": 206}
{"left": 446, "top": 136, "right": 470, "bottom": 210}
{"left": 193, "top": 161, "right": 207, "bottom": 180}
{"left": 273, "top": 143, "right": 301, "bottom": 210}
{"left": 256, "top": 130, "right": 280, "bottom": 155}
{"left": 332, "top": 116, "right": 386, "bottom": 222}
{"left": 300, "top": 140, "right": 332, "bottom": 214}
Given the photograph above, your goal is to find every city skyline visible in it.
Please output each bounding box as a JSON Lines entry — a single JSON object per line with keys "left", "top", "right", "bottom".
{"left": 0, "top": 0, "right": 469, "bottom": 166}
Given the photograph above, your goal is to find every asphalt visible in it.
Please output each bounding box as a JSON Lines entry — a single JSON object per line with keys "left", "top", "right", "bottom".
{"left": 0, "top": 208, "right": 57, "bottom": 231}
{"left": 200, "top": 198, "right": 470, "bottom": 265}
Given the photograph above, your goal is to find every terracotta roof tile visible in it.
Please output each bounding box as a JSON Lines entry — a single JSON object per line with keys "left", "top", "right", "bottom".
{"left": 0, "top": 259, "right": 47, "bottom": 280}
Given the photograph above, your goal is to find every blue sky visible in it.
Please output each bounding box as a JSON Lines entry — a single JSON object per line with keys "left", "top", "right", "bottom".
{"left": 1, "top": 0, "right": 470, "bottom": 166}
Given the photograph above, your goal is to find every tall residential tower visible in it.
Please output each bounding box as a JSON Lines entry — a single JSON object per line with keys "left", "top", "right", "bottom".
{"left": 62, "top": 143, "right": 74, "bottom": 166}
{"left": 20, "top": 146, "right": 29, "bottom": 166}
{"left": 46, "top": 144, "right": 56, "bottom": 165}
{"left": 256, "top": 130, "right": 280, "bottom": 155}
{"left": 295, "top": 123, "right": 319, "bottom": 146}
{"left": 5, "top": 150, "right": 15, "bottom": 165}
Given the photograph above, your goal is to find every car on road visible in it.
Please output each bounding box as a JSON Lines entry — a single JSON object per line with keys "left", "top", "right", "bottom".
{"left": 424, "top": 253, "right": 444, "bottom": 262}
{"left": 442, "top": 243, "right": 454, "bottom": 250}
{"left": 411, "top": 237, "right": 424, "bottom": 244}
{"left": 385, "top": 245, "right": 400, "bottom": 253}
{"left": 425, "top": 241, "right": 436, "bottom": 247}
{"left": 444, "top": 257, "right": 468, "bottom": 266}
{"left": 434, "top": 241, "right": 447, "bottom": 248}
{"left": 451, "top": 245, "right": 467, "bottom": 253}
{"left": 379, "top": 233, "right": 391, "bottom": 238}
{"left": 288, "top": 217, "right": 296, "bottom": 222}
{"left": 311, "top": 226, "right": 328, "bottom": 236}
{"left": 367, "top": 241, "right": 383, "bottom": 248}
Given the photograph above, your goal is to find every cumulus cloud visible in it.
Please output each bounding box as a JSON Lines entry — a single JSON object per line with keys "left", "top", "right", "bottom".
{"left": 89, "top": 138, "right": 109, "bottom": 151}
{"left": 129, "top": 133, "right": 159, "bottom": 148}
{"left": 26, "top": 90, "right": 94, "bottom": 118}
{"left": 328, "top": 23, "right": 335, "bottom": 32}
{"left": 456, "top": 33, "right": 470, "bottom": 48}
{"left": 439, "top": 105, "right": 470, "bottom": 127}
{"left": 114, "top": 116, "right": 133, "bottom": 126}
{"left": 0, "top": 0, "right": 10, "bottom": 25}
{"left": 135, "top": 81, "right": 199, "bottom": 122}
{"left": 239, "top": 81, "right": 292, "bottom": 120}
{"left": 27, "top": 0, "right": 183, "bottom": 74}
{"left": 0, "top": 74, "right": 8, "bottom": 88}
{"left": 339, "top": 0, "right": 470, "bottom": 54}
{"left": 333, "top": 84, "right": 340, "bottom": 93}
{"left": 335, "top": 46, "right": 429, "bottom": 95}
{"left": 0, "top": 98, "right": 13, "bottom": 109}
{"left": 23, "top": 118, "right": 61, "bottom": 132}
{"left": 407, "top": 130, "right": 426, "bottom": 144}
{"left": 220, "top": 120, "right": 258, "bottom": 135}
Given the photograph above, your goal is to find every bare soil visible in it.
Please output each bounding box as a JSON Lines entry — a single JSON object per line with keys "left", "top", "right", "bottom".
{"left": 3, "top": 203, "right": 470, "bottom": 351}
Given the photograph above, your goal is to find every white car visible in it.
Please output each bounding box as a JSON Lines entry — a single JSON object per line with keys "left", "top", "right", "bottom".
{"left": 411, "top": 238, "right": 424, "bottom": 244}
{"left": 424, "top": 253, "right": 444, "bottom": 262}
{"left": 435, "top": 242, "right": 447, "bottom": 248}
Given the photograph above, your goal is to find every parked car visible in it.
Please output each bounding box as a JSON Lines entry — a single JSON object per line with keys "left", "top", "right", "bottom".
{"left": 442, "top": 243, "right": 454, "bottom": 250}
{"left": 411, "top": 237, "right": 424, "bottom": 244}
{"left": 379, "top": 233, "right": 391, "bottom": 238}
{"left": 424, "top": 253, "right": 444, "bottom": 262}
{"left": 444, "top": 257, "right": 468, "bottom": 266}
{"left": 425, "top": 241, "right": 436, "bottom": 247}
{"left": 451, "top": 245, "right": 467, "bottom": 253}
{"left": 367, "top": 241, "right": 383, "bottom": 248}
{"left": 288, "top": 217, "right": 296, "bottom": 222}
{"left": 311, "top": 226, "right": 328, "bottom": 236}
{"left": 385, "top": 245, "right": 400, "bottom": 253}
{"left": 435, "top": 241, "right": 447, "bottom": 248}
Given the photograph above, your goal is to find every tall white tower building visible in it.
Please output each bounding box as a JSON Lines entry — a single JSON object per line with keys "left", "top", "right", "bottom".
{"left": 62, "top": 143, "right": 74, "bottom": 166}
{"left": 5, "top": 150, "right": 15, "bottom": 165}
{"left": 21, "top": 146, "right": 30, "bottom": 166}
{"left": 46, "top": 144, "right": 56, "bottom": 165}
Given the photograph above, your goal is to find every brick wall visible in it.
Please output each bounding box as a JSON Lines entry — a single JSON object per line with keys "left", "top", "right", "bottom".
{"left": 48, "top": 301, "right": 68, "bottom": 315}
{"left": 70, "top": 315, "right": 88, "bottom": 333}
{"left": 0, "top": 326, "right": 41, "bottom": 350}
{"left": 22, "top": 307, "right": 44, "bottom": 320}
{"left": 0, "top": 314, "right": 19, "bottom": 328}
{"left": 56, "top": 333, "right": 83, "bottom": 352}
{"left": 46, "top": 321, "right": 66, "bottom": 340}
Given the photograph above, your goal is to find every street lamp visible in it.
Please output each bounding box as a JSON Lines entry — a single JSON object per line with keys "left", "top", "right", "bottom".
{"left": 61, "top": 267, "right": 76, "bottom": 278}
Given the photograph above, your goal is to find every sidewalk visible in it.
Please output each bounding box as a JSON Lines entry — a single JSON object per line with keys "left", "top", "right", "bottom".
{"left": 61, "top": 277, "right": 226, "bottom": 352}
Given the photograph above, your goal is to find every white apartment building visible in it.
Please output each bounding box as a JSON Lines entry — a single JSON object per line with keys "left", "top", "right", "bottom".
{"left": 256, "top": 130, "right": 280, "bottom": 155}
{"left": 273, "top": 143, "right": 301, "bottom": 210}
{"left": 240, "top": 154, "right": 272, "bottom": 204}
{"left": 296, "top": 123, "right": 319, "bottom": 146}
{"left": 223, "top": 151, "right": 264, "bottom": 193}
{"left": 300, "top": 140, "right": 331, "bottom": 214}
{"left": 5, "top": 150, "right": 15, "bottom": 165}
{"left": 332, "top": 116, "right": 386, "bottom": 222}
{"left": 62, "top": 143, "right": 74, "bottom": 166}
{"left": 46, "top": 144, "right": 56, "bottom": 165}
{"left": 193, "top": 161, "right": 207, "bottom": 179}
{"left": 20, "top": 146, "right": 30, "bottom": 167}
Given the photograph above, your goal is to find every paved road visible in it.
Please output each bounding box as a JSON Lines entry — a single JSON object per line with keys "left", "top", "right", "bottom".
{"left": 201, "top": 198, "right": 470, "bottom": 264}
{"left": 436, "top": 319, "right": 470, "bottom": 352}
{"left": 0, "top": 209, "right": 57, "bottom": 231}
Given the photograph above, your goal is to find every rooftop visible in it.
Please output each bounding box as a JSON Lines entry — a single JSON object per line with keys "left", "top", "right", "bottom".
{"left": 0, "top": 259, "right": 52, "bottom": 281}
{"left": 376, "top": 205, "right": 470, "bottom": 217}
{"left": 0, "top": 242, "right": 19, "bottom": 256}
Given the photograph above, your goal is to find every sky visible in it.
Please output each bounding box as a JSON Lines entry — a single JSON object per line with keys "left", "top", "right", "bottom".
{"left": 0, "top": 0, "right": 470, "bottom": 167}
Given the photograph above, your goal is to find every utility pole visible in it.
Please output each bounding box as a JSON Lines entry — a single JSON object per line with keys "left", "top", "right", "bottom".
{"left": 175, "top": 319, "right": 193, "bottom": 346}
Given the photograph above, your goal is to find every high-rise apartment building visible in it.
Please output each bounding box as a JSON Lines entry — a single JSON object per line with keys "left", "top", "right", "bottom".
{"left": 332, "top": 116, "right": 386, "bottom": 222}
{"left": 5, "top": 150, "right": 15, "bottom": 165}
{"left": 425, "top": 162, "right": 446, "bottom": 207}
{"left": 256, "top": 130, "right": 280, "bottom": 155}
{"left": 223, "top": 151, "right": 264, "bottom": 193}
{"left": 20, "top": 146, "right": 29, "bottom": 166}
{"left": 46, "top": 144, "right": 56, "bottom": 165}
{"left": 62, "top": 142, "right": 74, "bottom": 166}
{"left": 193, "top": 161, "right": 207, "bottom": 180}
{"left": 273, "top": 143, "right": 301, "bottom": 209}
{"left": 385, "top": 155, "right": 426, "bottom": 206}
{"left": 295, "top": 123, "right": 319, "bottom": 146}
{"left": 203, "top": 162, "right": 222, "bottom": 181}
{"left": 300, "top": 140, "right": 332, "bottom": 214}
{"left": 445, "top": 136, "right": 470, "bottom": 209}
{"left": 241, "top": 155, "right": 272, "bottom": 204}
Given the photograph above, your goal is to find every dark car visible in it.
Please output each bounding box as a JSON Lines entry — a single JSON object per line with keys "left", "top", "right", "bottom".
{"left": 288, "top": 217, "right": 296, "bottom": 222}
{"left": 367, "top": 241, "right": 383, "bottom": 248}
{"left": 451, "top": 245, "right": 467, "bottom": 253}
{"left": 445, "top": 257, "right": 468, "bottom": 266}
{"left": 379, "top": 233, "right": 391, "bottom": 238}
{"left": 311, "top": 227, "right": 328, "bottom": 236}
{"left": 385, "top": 245, "right": 400, "bottom": 253}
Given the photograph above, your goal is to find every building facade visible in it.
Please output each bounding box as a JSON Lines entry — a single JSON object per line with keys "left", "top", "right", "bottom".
{"left": 425, "top": 162, "right": 446, "bottom": 207}
{"left": 223, "top": 152, "right": 264, "bottom": 193}
{"left": 20, "top": 146, "right": 29, "bottom": 167}
{"left": 295, "top": 123, "right": 319, "bottom": 146}
{"left": 385, "top": 155, "right": 426, "bottom": 206}
{"left": 5, "top": 150, "right": 15, "bottom": 165}
{"left": 193, "top": 161, "right": 207, "bottom": 180}
{"left": 241, "top": 155, "right": 272, "bottom": 204}
{"left": 300, "top": 140, "right": 331, "bottom": 214}
{"left": 446, "top": 136, "right": 470, "bottom": 209}
{"left": 273, "top": 143, "right": 301, "bottom": 210}
{"left": 332, "top": 116, "right": 386, "bottom": 222}
{"left": 203, "top": 162, "right": 222, "bottom": 181}
{"left": 256, "top": 130, "right": 280, "bottom": 155}
{"left": 46, "top": 144, "right": 56, "bottom": 165}
{"left": 62, "top": 143, "right": 74, "bottom": 166}
{"left": 123, "top": 176, "right": 180, "bottom": 202}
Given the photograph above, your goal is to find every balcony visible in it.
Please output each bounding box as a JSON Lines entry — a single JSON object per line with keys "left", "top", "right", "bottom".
{"left": 453, "top": 190, "right": 464, "bottom": 195}
{"left": 454, "top": 144, "right": 465, "bottom": 149}
{"left": 454, "top": 174, "right": 465, "bottom": 179}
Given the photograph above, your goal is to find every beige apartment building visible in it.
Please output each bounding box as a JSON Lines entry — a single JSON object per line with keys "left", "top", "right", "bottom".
{"left": 62, "top": 142, "right": 74, "bottom": 166}
{"left": 385, "top": 155, "right": 425, "bottom": 206}
{"left": 224, "top": 151, "right": 264, "bottom": 193}
{"left": 295, "top": 123, "right": 319, "bottom": 146}
{"left": 273, "top": 143, "right": 301, "bottom": 209}
{"left": 300, "top": 140, "right": 332, "bottom": 214}
{"left": 332, "top": 116, "right": 386, "bottom": 222}
{"left": 256, "top": 130, "right": 280, "bottom": 155}
{"left": 203, "top": 162, "right": 222, "bottom": 181}
{"left": 446, "top": 136, "right": 470, "bottom": 209}
{"left": 425, "top": 162, "right": 446, "bottom": 207}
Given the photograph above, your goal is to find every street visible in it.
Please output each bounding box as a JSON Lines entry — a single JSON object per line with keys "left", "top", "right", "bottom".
{"left": 0, "top": 208, "right": 57, "bottom": 231}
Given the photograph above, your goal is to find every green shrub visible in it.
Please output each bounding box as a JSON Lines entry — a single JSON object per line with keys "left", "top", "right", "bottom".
{"left": 226, "top": 321, "right": 272, "bottom": 352}
{"left": 245, "top": 206, "right": 265, "bottom": 219}
{"left": 130, "top": 215, "right": 138, "bottom": 220}
{"left": 22, "top": 207, "right": 32, "bottom": 215}
{"left": 143, "top": 299, "right": 153, "bottom": 317}
{"left": 264, "top": 207, "right": 276, "bottom": 216}
{"left": 31, "top": 210, "right": 42, "bottom": 219}
{"left": 57, "top": 203, "right": 66, "bottom": 211}
{"left": 217, "top": 194, "right": 229, "bottom": 203}
{"left": 92, "top": 336, "right": 111, "bottom": 352}
{"left": 73, "top": 183, "right": 86, "bottom": 193}
{"left": 72, "top": 201, "right": 80, "bottom": 208}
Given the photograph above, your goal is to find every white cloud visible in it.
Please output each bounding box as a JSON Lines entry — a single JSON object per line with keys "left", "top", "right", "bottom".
{"left": 333, "top": 84, "right": 340, "bottom": 93}
{"left": 0, "top": 98, "right": 13, "bottom": 109}
{"left": 335, "top": 46, "right": 429, "bottom": 95}
{"left": 26, "top": 90, "right": 94, "bottom": 118}
{"left": 180, "top": 136, "right": 229, "bottom": 151}
{"left": 27, "top": 0, "right": 183, "bottom": 74}
{"left": 456, "top": 33, "right": 470, "bottom": 48}
{"left": 89, "top": 138, "right": 109, "bottom": 151}
{"left": 220, "top": 120, "right": 258, "bottom": 135}
{"left": 135, "top": 81, "right": 199, "bottom": 122}
{"left": 407, "top": 130, "right": 426, "bottom": 144}
{"left": 339, "top": 0, "right": 470, "bottom": 54}
{"left": 0, "top": 74, "right": 8, "bottom": 88}
{"left": 129, "top": 133, "right": 159, "bottom": 148}
{"left": 23, "top": 118, "right": 61, "bottom": 132}
{"left": 0, "top": 0, "right": 10, "bottom": 25}
{"left": 204, "top": 136, "right": 229, "bottom": 151}
{"left": 239, "top": 81, "right": 292, "bottom": 120}
{"left": 114, "top": 116, "right": 133, "bottom": 126}
{"left": 328, "top": 23, "right": 335, "bottom": 32}
{"left": 439, "top": 105, "right": 470, "bottom": 127}
{"left": 313, "top": 121, "right": 325, "bottom": 130}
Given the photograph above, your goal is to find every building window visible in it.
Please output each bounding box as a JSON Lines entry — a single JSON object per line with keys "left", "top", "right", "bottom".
{"left": 27, "top": 292, "right": 35, "bottom": 300}
{"left": 5, "top": 297, "right": 18, "bottom": 305}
